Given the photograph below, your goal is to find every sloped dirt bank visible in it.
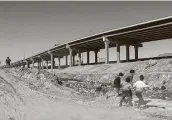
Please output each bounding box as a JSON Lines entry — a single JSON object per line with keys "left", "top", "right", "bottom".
{"left": 51, "top": 59, "right": 172, "bottom": 100}
{"left": 1, "top": 58, "right": 172, "bottom": 120}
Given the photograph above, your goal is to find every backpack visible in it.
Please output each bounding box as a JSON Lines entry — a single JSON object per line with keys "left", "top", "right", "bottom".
{"left": 113, "top": 76, "right": 121, "bottom": 87}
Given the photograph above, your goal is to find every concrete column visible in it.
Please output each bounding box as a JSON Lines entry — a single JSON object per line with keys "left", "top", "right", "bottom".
{"left": 73, "top": 55, "right": 75, "bottom": 66}
{"left": 58, "top": 57, "right": 61, "bottom": 69}
{"left": 26, "top": 61, "right": 28, "bottom": 68}
{"left": 78, "top": 51, "right": 81, "bottom": 66}
{"left": 69, "top": 48, "right": 73, "bottom": 67}
{"left": 50, "top": 53, "right": 54, "bottom": 72}
{"left": 31, "top": 58, "right": 34, "bottom": 68}
{"left": 37, "top": 60, "right": 40, "bottom": 69}
{"left": 134, "top": 45, "right": 139, "bottom": 60}
{"left": 94, "top": 50, "right": 98, "bottom": 64}
{"left": 65, "top": 55, "right": 68, "bottom": 66}
{"left": 39, "top": 61, "right": 42, "bottom": 69}
{"left": 117, "top": 44, "right": 120, "bottom": 63}
{"left": 46, "top": 60, "right": 48, "bottom": 70}
{"left": 41, "top": 57, "right": 44, "bottom": 69}
{"left": 103, "top": 36, "right": 110, "bottom": 64}
{"left": 126, "top": 44, "right": 130, "bottom": 62}
{"left": 87, "top": 51, "right": 90, "bottom": 65}
{"left": 66, "top": 44, "right": 73, "bottom": 67}
{"left": 37, "top": 61, "right": 39, "bottom": 69}
{"left": 25, "top": 61, "right": 29, "bottom": 68}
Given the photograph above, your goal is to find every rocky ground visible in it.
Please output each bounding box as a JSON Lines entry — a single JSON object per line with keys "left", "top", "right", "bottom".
{"left": 1, "top": 58, "right": 172, "bottom": 120}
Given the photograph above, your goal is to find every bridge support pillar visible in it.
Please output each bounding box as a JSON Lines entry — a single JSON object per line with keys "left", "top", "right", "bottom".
{"left": 66, "top": 44, "right": 74, "bottom": 67}
{"left": 68, "top": 47, "right": 73, "bottom": 67}
{"left": 103, "top": 36, "right": 110, "bottom": 64}
{"left": 41, "top": 57, "right": 44, "bottom": 69}
{"left": 117, "top": 44, "right": 120, "bottom": 63}
{"left": 26, "top": 61, "right": 30, "bottom": 68}
{"left": 58, "top": 57, "right": 61, "bottom": 69}
{"left": 78, "top": 51, "right": 81, "bottom": 66}
{"left": 69, "top": 49, "right": 73, "bottom": 67}
{"left": 27, "top": 63, "right": 30, "bottom": 68}
{"left": 37, "top": 61, "right": 39, "bottom": 69}
{"left": 38, "top": 61, "right": 41, "bottom": 69}
{"left": 126, "top": 44, "right": 130, "bottom": 62}
{"left": 134, "top": 45, "right": 139, "bottom": 60}
{"left": 50, "top": 53, "right": 54, "bottom": 72}
{"left": 65, "top": 55, "right": 68, "bottom": 67}
{"left": 48, "top": 52, "right": 54, "bottom": 72}
{"left": 31, "top": 58, "right": 34, "bottom": 68}
{"left": 73, "top": 54, "right": 76, "bottom": 66}
{"left": 46, "top": 60, "right": 48, "bottom": 70}
{"left": 87, "top": 51, "right": 90, "bottom": 65}
{"left": 94, "top": 50, "right": 98, "bottom": 64}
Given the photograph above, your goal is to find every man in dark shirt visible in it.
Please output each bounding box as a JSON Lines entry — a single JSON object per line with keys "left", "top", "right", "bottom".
{"left": 113, "top": 72, "right": 124, "bottom": 96}
{"left": 5, "top": 57, "right": 11, "bottom": 66}
{"left": 106, "top": 72, "right": 124, "bottom": 100}
{"left": 124, "top": 69, "right": 135, "bottom": 84}
{"left": 123, "top": 69, "right": 135, "bottom": 104}
{"left": 119, "top": 77, "right": 133, "bottom": 107}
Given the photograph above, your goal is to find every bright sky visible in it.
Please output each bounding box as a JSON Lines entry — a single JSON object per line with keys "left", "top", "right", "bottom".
{"left": 0, "top": 1, "right": 172, "bottom": 65}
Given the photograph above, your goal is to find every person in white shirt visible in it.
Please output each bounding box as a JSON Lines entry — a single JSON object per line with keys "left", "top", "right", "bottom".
{"left": 133, "top": 75, "right": 149, "bottom": 108}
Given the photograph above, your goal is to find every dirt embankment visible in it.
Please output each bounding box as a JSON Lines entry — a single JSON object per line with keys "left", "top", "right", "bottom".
{"left": 1, "top": 58, "right": 172, "bottom": 120}
{"left": 51, "top": 59, "right": 172, "bottom": 100}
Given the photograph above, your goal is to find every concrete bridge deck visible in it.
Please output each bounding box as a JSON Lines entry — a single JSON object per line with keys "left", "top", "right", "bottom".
{"left": 5, "top": 16, "right": 172, "bottom": 71}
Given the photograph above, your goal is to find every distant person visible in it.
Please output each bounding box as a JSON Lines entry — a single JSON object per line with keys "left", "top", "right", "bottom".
{"left": 133, "top": 75, "right": 149, "bottom": 108}
{"left": 106, "top": 72, "right": 124, "bottom": 100}
{"left": 5, "top": 57, "right": 11, "bottom": 66}
{"left": 119, "top": 77, "right": 133, "bottom": 107}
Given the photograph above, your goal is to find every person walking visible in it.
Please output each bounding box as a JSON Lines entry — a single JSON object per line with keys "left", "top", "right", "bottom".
{"left": 5, "top": 57, "right": 11, "bottom": 66}
{"left": 133, "top": 75, "right": 149, "bottom": 108}
{"left": 124, "top": 69, "right": 135, "bottom": 85}
{"left": 106, "top": 72, "right": 124, "bottom": 100}
{"left": 122, "top": 69, "right": 135, "bottom": 104}
{"left": 119, "top": 77, "right": 133, "bottom": 107}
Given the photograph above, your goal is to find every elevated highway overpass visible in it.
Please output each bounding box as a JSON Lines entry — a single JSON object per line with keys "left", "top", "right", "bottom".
{"left": 6, "top": 16, "right": 172, "bottom": 71}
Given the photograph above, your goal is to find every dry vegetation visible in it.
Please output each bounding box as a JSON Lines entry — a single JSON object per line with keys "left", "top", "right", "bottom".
{"left": 1, "top": 58, "right": 172, "bottom": 119}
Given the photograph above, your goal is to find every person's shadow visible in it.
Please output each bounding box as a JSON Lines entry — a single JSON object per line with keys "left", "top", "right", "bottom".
{"left": 135, "top": 100, "right": 165, "bottom": 109}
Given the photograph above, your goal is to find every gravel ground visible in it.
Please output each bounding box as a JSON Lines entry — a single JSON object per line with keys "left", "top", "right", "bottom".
{"left": 1, "top": 58, "right": 172, "bottom": 120}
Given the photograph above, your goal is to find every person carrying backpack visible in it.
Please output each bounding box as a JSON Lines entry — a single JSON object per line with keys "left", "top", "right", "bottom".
{"left": 106, "top": 72, "right": 124, "bottom": 100}
{"left": 119, "top": 77, "right": 133, "bottom": 107}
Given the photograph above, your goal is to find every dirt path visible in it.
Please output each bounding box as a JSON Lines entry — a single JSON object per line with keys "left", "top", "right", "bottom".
{"left": 0, "top": 69, "right": 172, "bottom": 120}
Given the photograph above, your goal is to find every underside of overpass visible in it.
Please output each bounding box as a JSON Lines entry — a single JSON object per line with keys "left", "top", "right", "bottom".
{"left": 6, "top": 16, "right": 172, "bottom": 71}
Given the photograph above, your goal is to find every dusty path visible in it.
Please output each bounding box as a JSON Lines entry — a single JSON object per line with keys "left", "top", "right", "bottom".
{"left": 0, "top": 68, "right": 172, "bottom": 120}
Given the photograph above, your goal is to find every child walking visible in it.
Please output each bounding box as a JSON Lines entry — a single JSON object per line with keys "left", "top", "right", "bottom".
{"left": 119, "top": 77, "right": 133, "bottom": 107}
{"left": 133, "top": 75, "right": 149, "bottom": 108}
{"left": 106, "top": 72, "right": 124, "bottom": 100}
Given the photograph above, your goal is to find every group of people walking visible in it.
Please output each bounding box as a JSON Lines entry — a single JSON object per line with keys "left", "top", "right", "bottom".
{"left": 107, "top": 69, "right": 150, "bottom": 108}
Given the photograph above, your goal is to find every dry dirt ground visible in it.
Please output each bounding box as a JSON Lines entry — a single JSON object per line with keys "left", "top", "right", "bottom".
{"left": 1, "top": 61, "right": 172, "bottom": 120}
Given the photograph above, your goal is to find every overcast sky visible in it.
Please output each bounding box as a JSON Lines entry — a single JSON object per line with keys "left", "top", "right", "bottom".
{"left": 0, "top": 1, "right": 172, "bottom": 65}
